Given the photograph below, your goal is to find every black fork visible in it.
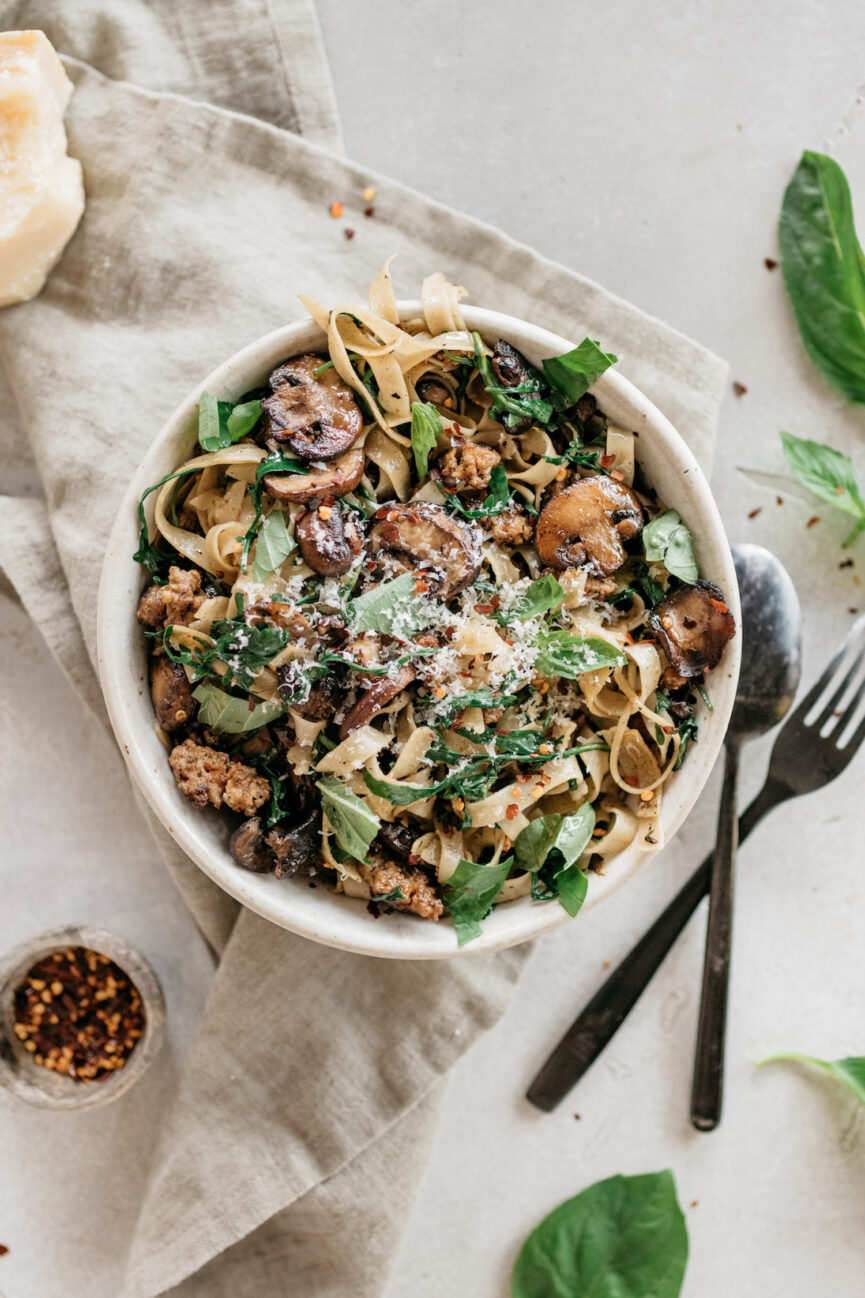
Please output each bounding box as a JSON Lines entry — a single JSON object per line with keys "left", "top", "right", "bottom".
{"left": 527, "top": 616, "right": 865, "bottom": 1113}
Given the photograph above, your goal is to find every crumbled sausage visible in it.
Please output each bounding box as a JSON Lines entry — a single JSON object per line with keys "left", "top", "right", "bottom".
{"left": 482, "top": 504, "right": 534, "bottom": 547}
{"left": 169, "top": 738, "right": 229, "bottom": 808}
{"left": 584, "top": 573, "right": 618, "bottom": 598}
{"left": 136, "top": 566, "right": 206, "bottom": 630}
{"left": 168, "top": 738, "right": 268, "bottom": 816}
{"left": 224, "top": 763, "right": 271, "bottom": 816}
{"left": 440, "top": 442, "right": 501, "bottom": 492}
{"left": 359, "top": 858, "right": 444, "bottom": 922}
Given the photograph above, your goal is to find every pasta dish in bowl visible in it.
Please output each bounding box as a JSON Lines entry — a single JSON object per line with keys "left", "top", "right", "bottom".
{"left": 98, "top": 263, "right": 739, "bottom": 957}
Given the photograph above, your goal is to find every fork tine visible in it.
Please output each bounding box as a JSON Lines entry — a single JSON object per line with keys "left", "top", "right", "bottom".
{"left": 835, "top": 672, "right": 865, "bottom": 743}
{"left": 813, "top": 644, "right": 865, "bottom": 730}
{"left": 798, "top": 614, "right": 865, "bottom": 723}
{"left": 838, "top": 707, "right": 865, "bottom": 754}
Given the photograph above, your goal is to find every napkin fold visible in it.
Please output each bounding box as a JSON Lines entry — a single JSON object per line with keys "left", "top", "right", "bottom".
{"left": 0, "top": 6, "right": 727, "bottom": 1294}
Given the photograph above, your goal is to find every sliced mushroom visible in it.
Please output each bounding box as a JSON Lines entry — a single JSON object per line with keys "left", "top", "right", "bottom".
{"left": 261, "top": 354, "right": 362, "bottom": 460}
{"left": 368, "top": 502, "right": 481, "bottom": 598}
{"left": 263, "top": 446, "right": 364, "bottom": 504}
{"left": 376, "top": 820, "right": 417, "bottom": 861}
{"left": 292, "top": 673, "right": 343, "bottom": 722}
{"left": 415, "top": 375, "right": 452, "bottom": 405}
{"left": 229, "top": 818, "right": 275, "bottom": 873}
{"left": 151, "top": 658, "right": 194, "bottom": 732}
{"left": 267, "top": 806, "right": 322, "bottom": 878}
{"left": 535, "top": 475, "right": 643, "bottom": 574}
{"left": 295, "top": 497, "right": 363, "bottom": 576}
{"left": 650, "top": 581, "right": 735, "bottom": 679}
{"left": 339, "top": 663, "right": 415, "bottom": 740}
{"left": 491, "top": 339, "right": 535, "bottom": 388}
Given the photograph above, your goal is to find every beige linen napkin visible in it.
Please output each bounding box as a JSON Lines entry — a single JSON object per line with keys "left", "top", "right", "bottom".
{"left": 0, "top": 21, "right": 726, "bottom": 1298}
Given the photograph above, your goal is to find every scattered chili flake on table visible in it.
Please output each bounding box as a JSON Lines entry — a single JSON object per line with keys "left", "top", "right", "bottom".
{"left": 12, "top": 947, "right": 145, "bottom": 1083}
{"left": 344, "top": 227, "right": 355, "bottom": 241}
{"left": 0, "top": 1244, "right": 8, "bottom": 1257}
{"left": 363, "top": 185, "right": 376, "bottom": 202}
{"left": 806, "top": 515, "right": 820, "bottom": 528}
{"left": 748, "top": 507, "right": 762, "bottom": 519}
{"left": 329, "top": 201, "right": 343, "bottom": 219}
{"left": 764, "top": 257, "right": 778, "bottom": 270}
{"left": 732, "top": 381, "right": 747, "bottom": 397}
{"left": 363, "top": 206, "right": 375, "bottom": 218}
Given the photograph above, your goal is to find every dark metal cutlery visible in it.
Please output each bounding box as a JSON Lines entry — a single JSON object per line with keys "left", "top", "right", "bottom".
{"left": 527, "top": 600, "right": 865, "bottom": 1114}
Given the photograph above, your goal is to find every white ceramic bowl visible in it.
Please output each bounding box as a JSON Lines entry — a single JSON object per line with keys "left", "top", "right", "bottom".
{"left": 98, "top": 304, "right": 740, "bottom": 959}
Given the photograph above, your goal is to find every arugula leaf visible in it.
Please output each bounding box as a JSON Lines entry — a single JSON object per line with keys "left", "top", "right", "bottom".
{"left": 642, "top": 509, "right": 699, "bottom": 584}
{"left": 780, "top": 431, "right": 865, "bottom": 545}
{"left": 778, "top": 151, "right": 865, "bottom": 404}
{"left": 512, "top": 1170, "right": 688, "bottom": 1298}
{"left": 192, "top": 682, "right": 283, "bottom": 733}
{"left": 349, "top": 572, "right": 435, "bottom": 636}
{"left": 442, "top": 856, "right": 513, "bottom": 946}
{"left": 437, "top": 680, "right": 521, "bottom": 719}
{"left": 541, "top": 338, "right": 617, "bottom": 405}
{"left": 499, "top": 575, "right": 565, "bottom": 623}
{"left": 363, "top": 770, "right": 446, "bottom": 805}
{"left": 240, "top": 451, "right": 311, "bottom": 571}
{"left": 372, "top": 886, "right": 404, "bottom": 905}
{"left": 252, "top": 509, "right": 295, "bottom": 581}
{"left": 320, "top": 645, "right": 439, "bottom": 677}
{"left": 318, "top": 774, "right": 380, "bottom": 864}
{"left": 757, "top": 1053, "right": 865, "bottom": 1107}
{"left": 410, "top": 402, "right": 442, "bottom": 482}
{"left": 166, "top": 620, "right": 288, "bottom": 691}
{"left": 534, "top": 629, "right": 627, "bottom": 679}
{"left": 513, "top": 804, "right": 595, "bottom": 917}
{"left": 133, "top": 465, "right": 204, "bottom": 574}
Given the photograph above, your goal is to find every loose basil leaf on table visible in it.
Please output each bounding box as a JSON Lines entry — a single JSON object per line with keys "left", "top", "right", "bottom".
{"left": 511, "top": 1170, "right": 689, "bottom": 1298}
{"left": 441, "top": 856, "right": 513, "bottom": 947}
{"left": 534, "top": 629, "right": 627, "bottom": 679}
{"left": 757, "top": 1052, "right": 865, "bottom": 1107}
{"left": 778, "top": 150, "right": 865, "bottom": 404}
{"left": 541, "top": 338, "right": 618, "bottom": 405}
{"left": 642, "top": 509, "right": 699, "bottom": 584}
{"left": 317, "top": 774, "right": 380, "bottom": 865}
{"left": 410, "top": 401, "right": 443, "bottom": 481}
{"left": 779, "top": 431, "right": 865, "bottom": 545}
{"left": 192, "top": 682, "right": 283, "bottom": 733}
{"left": 252, "top": 509, "right": 296, "bottom": 581}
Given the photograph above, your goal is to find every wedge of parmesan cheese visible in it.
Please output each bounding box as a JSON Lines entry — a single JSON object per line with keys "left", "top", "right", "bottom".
{"left": 0, "top": 30, "right": 85, "bottom": 307}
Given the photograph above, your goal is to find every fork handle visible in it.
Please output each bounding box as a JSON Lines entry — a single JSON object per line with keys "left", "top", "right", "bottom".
{"left": 690, "top": 744, "right": 740, "bottom": 1131}
{"left": 525, "top": 776, "right": 789, "bottom": 1112}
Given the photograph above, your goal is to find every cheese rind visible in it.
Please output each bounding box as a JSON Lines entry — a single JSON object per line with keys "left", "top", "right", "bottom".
{"left": 0, "top": 30, "right": 86, "bottom": 308}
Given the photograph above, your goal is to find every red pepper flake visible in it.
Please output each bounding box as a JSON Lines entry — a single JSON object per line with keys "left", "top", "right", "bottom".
{"left": 764, "top": 257, "right": 778, "bottom": 270}
{"left": 364, "top": 206, "right": 375, "bottom": 218}
{"left": 600, "top": 453, "right": 616, "bottom": 468}
{"left": 344, "top": 228, "right": 356, "bottom": 241}
{"left": 748, "top": 507, "right": 762, "bottom": 519}
{"left": 690, "top": 1199, "right": 700, "bottom": 1209}
{"left": 836, "top": 484, "right": 845, "bottom": 494}
{"left": 415, "top": 578, "right": 429, "bottom": 594}
{"left": 624, "top": 630, "right": 635, "bottom": 644}
{"left": 407, "top": 853, "right": 421, "bottom": 866}
{"left": 474, "top": 602, "right": 495, "bottom": 615}
{"left": 12, "top": 948, "right": 145, "bottom": 1083}
{"left": 329, "top": 201, "right": 343, "bottom": 218}
{"left": 806, "top": 516, "right": 820, "bottom": 529}
{"left": 609, "top": 469, "right": 625, "bottom": 481}
{"left": 776, "top": 496, "right": 784, "bottom": 506}
{"left": 622, "top": 775, "right": 639, "bottom": 787}
{"left": 709, "top": 597, "right": 729, "bottom": 613}
{"left": 0, "top": 1244, "right": 8, "bottom": 1257}
{"left": 505, "top": 804, "right": 520, "bottom": 820}
{"left": 732, "top": 381, "right": 747, "bottom": 397}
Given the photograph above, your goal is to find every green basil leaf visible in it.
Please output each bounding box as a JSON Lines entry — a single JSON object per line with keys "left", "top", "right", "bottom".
{"left": 362, "top": 770, "right": 445, "bottom": 805}
{"left": 513, "top": 805, "right": 594, "bottom": 917}
{"left": 501, "top": 576, "right": 566, "bottom": 623}
{"left": 349, "top": 572, "right": 435, "bottom": 636}
{"left": 554, "top": 864, "right": 589, "bottom": 918}
{"left": 442, "top": 855, "right": 513, "bottom": 946}
{"left": 534, "top": 629, "right": 627, "bottom": 679}
{"left": 780, "top": 431, "right": 865, "bottom": 544}
{"left": 757, "top": 1053, "right": 865, "bottom": 1107}
{"left": 411, "top": 401, "right": 442, "bottom": 482}
{"left": 642, "top": 509, "right": 699, "bottom": 584}
{"left": 541, "top": 338, "right": 617, "bottom": 405}
{"left": 198, "top": 391, "right": 227, "bottom": 452}
{"left": 226, "top": 399, "right": 263, "bottom": 442}
{"left": 191, "top": 682, "right": 283, "bottom": 733}
{"left": 252, "top": 509, "right": 296, "bottom": 582}
{"left": 778, "top": 151, "right": 865, "bottom": 404}
{"left": 512, "top": 1170, "right": 688, "bottom": 1298}
{"left": 318, "top": 773, "right": 380, "bottom": 864}
{"left": 439, "top": 461, "right": 512, "bottom": 519}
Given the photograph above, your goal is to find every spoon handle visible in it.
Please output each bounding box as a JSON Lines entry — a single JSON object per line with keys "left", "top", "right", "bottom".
{"left": 690, "top": 744, "right": 740, "bottom": 1131}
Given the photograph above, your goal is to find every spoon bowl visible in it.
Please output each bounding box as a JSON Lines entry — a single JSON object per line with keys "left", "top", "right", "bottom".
{"left": 730, "top": 543, "right": 803, "bottom": 744}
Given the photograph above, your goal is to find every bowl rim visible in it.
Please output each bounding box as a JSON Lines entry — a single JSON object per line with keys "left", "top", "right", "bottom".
{"left": 97, "top": 302, "right": 740, "bottom": 960}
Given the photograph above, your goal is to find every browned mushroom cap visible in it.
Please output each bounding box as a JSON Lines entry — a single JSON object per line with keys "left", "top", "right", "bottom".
{"left": 151, "top": 658, "right": 194, "bottom": 732}
{"left": 295, "top": 497, "right": 363, "bottom": 576}
{"left": 650, "top": 581, "right": 736, "bottom": 679}
{"left": 266, "top": 806, "right": 322, "bottom": 878}
{"left": 339, "top": 663, "right": 416, "bottom": 740}
{"left": 535, "top": 476, "right": 643, "bottom": 574}
{"left": 491, "top": 339, "right": 534, "bottom": 388}
{"left": 261, "top": 354, "right": 363, "bottom": 460}
{"left": 368, "top": 502, "right": 481, "bottom": 598}
{"left": 292, "top": 674, "right": 343, "bottom": 722}
{"left": 263, "top": 447, "right": 364, "bottom": 504}
{"left": 415, "top": 375, "right": 452, "bottom": 405}
{"left": 376, "top": 820, "right": 417, "bottom": 860}
{"left": 229, "top": 818, "right": 275, "bottom": 873}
